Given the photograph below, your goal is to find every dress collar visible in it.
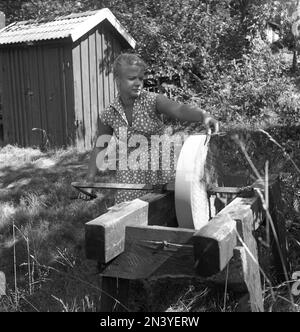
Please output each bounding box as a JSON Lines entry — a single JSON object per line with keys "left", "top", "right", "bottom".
{"left": 111, "top": 91, "right": 145, "bottom": 126}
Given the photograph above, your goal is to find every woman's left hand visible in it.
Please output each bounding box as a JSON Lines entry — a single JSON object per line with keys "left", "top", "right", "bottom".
{"left": 204, "top": 115, "right": 219, "bottom": 135}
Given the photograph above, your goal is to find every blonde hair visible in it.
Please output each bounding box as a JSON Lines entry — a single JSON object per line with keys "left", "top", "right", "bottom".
{"left": 113, "top": 53, "right": 147, "bottom": 78}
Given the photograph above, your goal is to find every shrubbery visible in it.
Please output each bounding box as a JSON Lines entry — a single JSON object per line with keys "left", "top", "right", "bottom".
{"left": 195, "top": 40, "right": 300, "bottom": 127}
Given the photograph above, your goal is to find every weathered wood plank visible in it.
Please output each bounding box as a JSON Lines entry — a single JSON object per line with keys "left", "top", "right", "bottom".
{"left": 234, "top": 244, "right": 263, "bottom": 312}
{"left": 220, "top": 196, "right": 263, "bottom": 312}
{"left": 193, "top": 196, "right": 261, "bottom": 278}
{"left": 100, "top": 225, "right": 195, "bottom": 280}
{"left": 193, "top": 195, "right": 264, "bottom": 311}
{"left": 89, "top": 32, "right": 98, "bottom": 146}
{"left": 28, "top": 47, "right": 42, "bottom": 146}
{"left": 0, "top": 271, "right": 5, "bottom": 297}
{"left": 112, "top": 32, "right": 122, "bottom": 97}
{"left": 96, "top": 26, "right": 105, "bottom": 114}
{"left": 58, "top": 47, "right": 67, "bottom": 146}
{"left": 219, "top": 196, "right": 263, "bottom": 230}
{"left": 13, "top": 49, "right": 26, "bottom": 145}
{"left": 43, "top": 46, "right": 63, "bottom": 146}
{"left": 72, "top": 44, "right": 85, "bottom": 150}
{"left": 253, "top": 175, "right": 289, "bottom": 281}
{"left": 126, "top": 225, "right": 195, "bottom": 245}
{"left": 10, "top": 49, "right": 21, "bottom": 144}
{"left": 98, "top": 277, "right": 129, "bottom": 312}
{"left": 85, "top": 199, "right": 149, "bottom": 263}
{"left": 37, "top": 46, "right": 49, "bottom": 142}
{"left": 102, "top": 27, "right": 110, "bottom": 108}
{"left": 2, "top": 50, "right": 15, "bottom": 143}
{"left": 85, "top": 192, "right": 177, "bottom": 263}
{"left": 193, "top": 213, "right": 237, "bottom": 277}
{"left": 80, "top": 38, "right": 92, "bottom": 149}
{"left": 61, "top": 44, "right": 75, "bottom": 146}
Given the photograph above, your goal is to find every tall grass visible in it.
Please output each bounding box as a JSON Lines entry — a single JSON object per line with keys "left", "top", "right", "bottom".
{"left": 234, "top": 130, "right": 300, "bottom": 312}
{"left": 0, "top": 145, "right": 113, "bottom": 312}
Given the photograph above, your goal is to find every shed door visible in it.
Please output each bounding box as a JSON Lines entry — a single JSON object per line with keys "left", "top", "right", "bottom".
{"left": 23, "top": 47, "right": 43, "bottom": 147}
{"left": 0, "top": 47, "right": 43, "bottom": 147}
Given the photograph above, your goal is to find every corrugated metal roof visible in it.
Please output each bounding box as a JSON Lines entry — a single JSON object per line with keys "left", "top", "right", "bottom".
{"left": 0, "top": 8, "right": 136, "bottom": 48}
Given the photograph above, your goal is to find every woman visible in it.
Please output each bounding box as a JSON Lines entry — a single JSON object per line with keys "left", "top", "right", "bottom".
{"left": 84, "top": 53, "right": 219, "bottom": 203}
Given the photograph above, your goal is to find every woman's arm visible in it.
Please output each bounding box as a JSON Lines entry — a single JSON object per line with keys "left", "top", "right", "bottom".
{"left": 156, "top": 94, "right": 219, "bottom": 133}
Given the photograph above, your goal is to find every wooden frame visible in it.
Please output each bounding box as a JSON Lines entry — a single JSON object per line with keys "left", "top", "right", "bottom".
{"left": 0, "top": 271, "right": 5, "bottom": 297}
{"left": 85, "top": 176, "right": 289, "bottom": 312}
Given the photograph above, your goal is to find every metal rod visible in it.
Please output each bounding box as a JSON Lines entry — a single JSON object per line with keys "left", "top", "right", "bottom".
{"left": 71, "top": 182, "right": 175, "bottom": 192}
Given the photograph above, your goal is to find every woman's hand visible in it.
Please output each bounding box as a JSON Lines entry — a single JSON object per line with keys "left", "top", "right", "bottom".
{"left": 77, "top": 176, "right": 97, "bottom": 200}
{"left": 78, "top": 187, "right": 96, "bottom": 200}
{"left": 203, "top": 115, "right": 219, "bottom": 135}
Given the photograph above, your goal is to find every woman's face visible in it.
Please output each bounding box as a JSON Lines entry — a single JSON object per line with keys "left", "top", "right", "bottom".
{"left": 117, "top": 64, "right": 144, "bottom": 99}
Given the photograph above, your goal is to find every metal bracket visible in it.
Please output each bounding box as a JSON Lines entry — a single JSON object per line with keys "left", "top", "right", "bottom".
{"left": 207, "top": 185, "right": 255, "bottom": 197}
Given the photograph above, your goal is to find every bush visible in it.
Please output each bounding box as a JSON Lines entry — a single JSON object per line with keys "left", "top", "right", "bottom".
{"left": 184, "top": 38, "right": 300, "bottom": 127}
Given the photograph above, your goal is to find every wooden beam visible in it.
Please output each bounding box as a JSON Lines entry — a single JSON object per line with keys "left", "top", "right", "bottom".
{"left": 252, "top": 175, "right": 290, "bottom": 281}
{"left": 220, "top": 196, "right": 264, "bottom": 312}
{"left": 98, "top": 277, "right": 129, "bottom": 312}
{"left": 193, "top": 213, "right": 237, "bottom": 277}
{"left": 85, "top": 192, "right": 177, "bottom": 263}
{"left": 219, "top": 196, "right": 263, "bottom": 230}
{"left": 0, "top": 272, "right": 5, "bottom": 297}
{"left": 194, "top": 195, "right": 264, "bottom": 311}
{"left": 193, "top": 196, "right": 262, "bottom": 278}
{"left": 100, "top": 225, "right": 196, "bottom": 280}
{"left": 85, "top": 199, "right": 149, "bottom": 263}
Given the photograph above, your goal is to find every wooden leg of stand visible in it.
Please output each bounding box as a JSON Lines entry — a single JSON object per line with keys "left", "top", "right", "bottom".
{"left": 98, "top": 277, "right": 129, "bottom": 312}
{"left": 268, "top": 178, "right": 290, "bottom": 282}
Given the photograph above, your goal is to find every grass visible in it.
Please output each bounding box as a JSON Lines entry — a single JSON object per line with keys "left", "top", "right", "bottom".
{"left": 0, "top": 145, "right": 115, "bottom": 312}
{"left": 0, "top": 122, "right": 299, "bottom": 312}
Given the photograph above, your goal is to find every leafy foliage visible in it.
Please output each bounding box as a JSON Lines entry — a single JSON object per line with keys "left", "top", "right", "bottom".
{"left": 195, "top": 40, "right": 300, "bottom": 125}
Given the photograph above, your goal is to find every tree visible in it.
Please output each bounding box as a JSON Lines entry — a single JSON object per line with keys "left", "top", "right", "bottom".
{"left": 0, "top": 0, "right": 295, "bottom": 97}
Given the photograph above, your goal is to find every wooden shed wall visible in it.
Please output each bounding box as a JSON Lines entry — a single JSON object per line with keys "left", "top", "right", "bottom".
{"left": 0, "top": 20, "right": 130, "bottom": 149}
{"left": 0, "top": 42, "right": 74, "bottom": 147}
{"left": 72, "top": 21, "right": 123, "bottom": 150}
{"left": 0, "top": 53, "right": 3, "bottom": 142}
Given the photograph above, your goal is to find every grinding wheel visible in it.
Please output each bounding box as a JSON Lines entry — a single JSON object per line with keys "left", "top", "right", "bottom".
{"left": 175, "top": 134, "right": 218, "bottom": 230}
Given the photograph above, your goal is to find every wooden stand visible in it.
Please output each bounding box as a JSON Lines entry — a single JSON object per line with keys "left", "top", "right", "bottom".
{"left": 85, "top": 176, "right": 289, "bottom": 312}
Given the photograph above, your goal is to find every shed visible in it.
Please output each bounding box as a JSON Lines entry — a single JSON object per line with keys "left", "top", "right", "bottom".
{"left": 0, "top": 8, "right": 136, "bottom": 149}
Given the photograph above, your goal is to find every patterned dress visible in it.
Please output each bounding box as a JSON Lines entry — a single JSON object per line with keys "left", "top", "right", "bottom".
{"left": 99, "top": 90, "right": 178, "bottom": 204}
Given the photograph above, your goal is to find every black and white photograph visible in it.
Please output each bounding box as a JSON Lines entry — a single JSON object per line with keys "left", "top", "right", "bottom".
{"left": 0, "top": 0, "right": 299, "bottom": 315}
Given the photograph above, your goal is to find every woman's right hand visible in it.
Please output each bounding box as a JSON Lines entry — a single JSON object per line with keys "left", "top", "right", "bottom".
{"left": 77, "top": 177, "right": 97, "bottom": 200}
{"left": 78, "top": 187, "right": 96, "bottom": 200}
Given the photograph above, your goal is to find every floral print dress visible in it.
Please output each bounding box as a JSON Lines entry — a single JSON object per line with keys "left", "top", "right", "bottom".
{"left": 99, "top": 90, "right": 177, "bottom": 204}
